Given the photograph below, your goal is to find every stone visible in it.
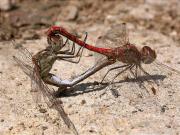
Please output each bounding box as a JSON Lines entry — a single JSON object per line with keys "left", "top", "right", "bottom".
{"left": 0, "top": 0, "right": 13, "bottom": 11}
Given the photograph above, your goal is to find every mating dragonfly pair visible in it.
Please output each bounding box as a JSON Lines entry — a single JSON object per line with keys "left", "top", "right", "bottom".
{"left": 13, "top": 23, "right": 180, "bottom": 135}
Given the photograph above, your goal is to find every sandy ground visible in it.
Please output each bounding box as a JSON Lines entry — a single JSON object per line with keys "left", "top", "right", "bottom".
{"left": 0, "top": 0, "right": 180, "bottom": 135}
{"left": 1, "top": 24, "right": 180, "bottom": 135}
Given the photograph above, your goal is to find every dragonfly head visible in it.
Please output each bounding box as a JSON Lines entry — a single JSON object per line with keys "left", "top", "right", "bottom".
{"left": 47, "top": 34, "right": 64, "bottom": 52}
{"left": 140, "top": 46, "right": 157, "bottom": 64}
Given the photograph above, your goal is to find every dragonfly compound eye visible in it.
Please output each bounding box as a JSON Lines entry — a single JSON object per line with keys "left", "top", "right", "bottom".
{"left": 141, "top": 46, "right": 157, "bottom": 64}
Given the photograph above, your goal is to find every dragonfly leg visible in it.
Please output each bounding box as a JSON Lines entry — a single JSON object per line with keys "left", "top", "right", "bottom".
{"left": 139, "top": 65, "right": 160, "bottom": 86}
{"left": 129, "top": 66, "right": 150, "bottom": 95}
{"left": 63, "top": 32, "right": 88, "bottom": 63}
{"left": 100, "top": 64, "right": 129, "bottom": 84}
{"left": 108, "top": 65, "right": 132, "bottom": 97}
{"left": 56, "top": 32, "right": 88, "bottom": 64}
{"left": 72, "top": 32, "right": 88, "bottom": 63}
{"left": 111, "top": 65, "right": 133, "bottom": 83}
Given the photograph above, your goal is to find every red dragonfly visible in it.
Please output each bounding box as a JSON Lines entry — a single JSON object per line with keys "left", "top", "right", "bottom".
{"left": 47, "top": 23, "right": 180, "bottom": 97}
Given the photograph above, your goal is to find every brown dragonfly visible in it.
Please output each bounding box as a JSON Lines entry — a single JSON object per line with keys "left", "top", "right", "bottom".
{"left": 12, "top": 34, "right": 88, "bottom": 135}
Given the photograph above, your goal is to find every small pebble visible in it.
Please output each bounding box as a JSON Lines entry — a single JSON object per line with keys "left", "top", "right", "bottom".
{"left": 138, "top": 109, "right": 143, "bottom": 112}
{"left": 0, "top": 0, "right": 13, "bottom": 11}
{"left": 68, "top": 104, "right": 72, "bottom": 108}
{"left": 9, "top": 97, "right": 13, "bottom": 100}
{"left": 9, "top": 126, "right": 13, "bottom": 130}
{"left": 39, "top": 108, "right": 47, "bottom": 113}
{"left": 81, "top": 99, "right": 86, "bottom": 105}
{"left": 16, "top": 82, "right": 22, "bottom": 86}
{"left": 89, "top": 129, "right": 95, "bottom": 133}
{"left": 42, "top": 126, "right": 48, "bottom": 130}
{"left": 1, "top": 119, "right": 4, "bottom": 122}
{"left": 166, "top": 125, "right": 171, "bottom": 128}
{"left": 161, "top": 105, "right": 168, "bottom": 113}
{"left": 132, "top": 110, "right": 138, "bottom": 114}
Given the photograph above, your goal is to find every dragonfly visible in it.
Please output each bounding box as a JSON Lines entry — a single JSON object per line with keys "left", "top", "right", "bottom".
{"left": 47, "top": 23, "right": 180, "bottom": 97}
{"left": 12, "top": 34, "right": 90, "bottom": 135}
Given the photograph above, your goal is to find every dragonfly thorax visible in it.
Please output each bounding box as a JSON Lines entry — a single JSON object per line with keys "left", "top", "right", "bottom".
{"left": 115, "top": 44, "right": 142, "bottom": 65}
{"left": 35, "top": 51, "right": 57, "bottom": 78}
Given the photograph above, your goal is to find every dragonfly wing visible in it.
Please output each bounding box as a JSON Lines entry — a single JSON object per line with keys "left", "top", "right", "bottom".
{"left": 12, "top": 40, "right": 34, "bottom": 67}
{"left": 154, "top": 60, "right": 180, "bottom": 75}
{"left": 12, "top": 40, "right": 34, "bottom": 77}
{"left": 138, "top": 60, "right": 180, "bottom": 97}
{"left": 39, "top": 78, "right": 78, "bottom": 134}
{"left": 100, "top": 23, "right": 129, "bottom": 48}
{"left": 13, "top": 56, "right": 33, "bottom": 78}
{"left": 95, "top": 23, "right": 129, "bottom": 65}
{"left": 111, "top": 23, "right": 129, "bottom": 45}
{"left": 95, "top": 23, "right": 129, "bottom": 49}
{"left": 30, "top": 70, "right": 43, "bottom": 105}
{"left": 94, "top": 31, "right": 118, "bottom": 64}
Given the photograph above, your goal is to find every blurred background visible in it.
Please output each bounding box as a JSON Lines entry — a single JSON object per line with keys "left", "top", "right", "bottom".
{"left": 1, "top": 1, "right": 180, "bottom": 134}
{"left": 0, "top": 0, "right": 180, "bottom": 43}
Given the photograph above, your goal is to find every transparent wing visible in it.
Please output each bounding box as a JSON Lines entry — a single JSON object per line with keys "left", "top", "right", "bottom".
{"left": 13, "top": 56, "right": 33, "bottom": 77}
{"left": 31, "top": 70, "right": 42, "bottom": 105}
{"left": 94, "top": 23, "right": 129, "bottom": 77}
{"left": 138, "top": 60, "right": 180, "bottom": 96}
{"left": 104, "top": 23, "right": 129, "bottom": 47}
{"left": 12, "top": 40, "right": 34, "bottom": 75}
{"left": 12, "top": 41, "right": 42, "bottom": 103}
{"left": 36, "top": 74, "right": 78, "bottom": 135}
{"left": 154, "top": 60, "right": 180, "bottom": 75}
{"left": 96, "top": 23, "right": 129, "bottom": 49}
